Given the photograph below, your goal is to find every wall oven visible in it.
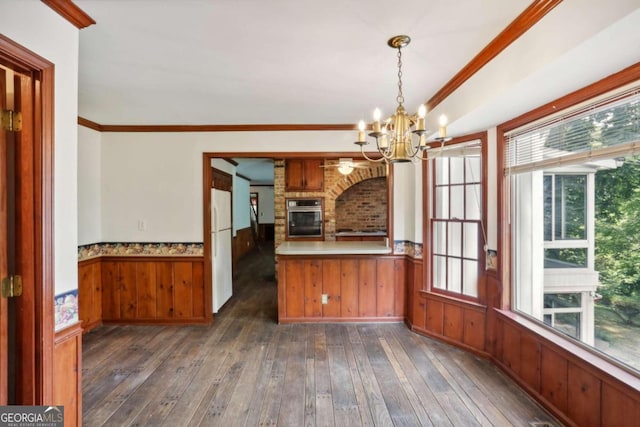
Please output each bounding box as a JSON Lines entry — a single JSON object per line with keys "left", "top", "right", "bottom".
{"left": 287, "top": 198, "right": 323, "bottom": 238}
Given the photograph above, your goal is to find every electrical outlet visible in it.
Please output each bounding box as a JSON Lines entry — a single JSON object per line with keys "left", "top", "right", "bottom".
{"left": 321, "top": 294, "right": 328, "bottom": 304}
{"left": 137, "top": 219, "right": 146, "bottom": 231}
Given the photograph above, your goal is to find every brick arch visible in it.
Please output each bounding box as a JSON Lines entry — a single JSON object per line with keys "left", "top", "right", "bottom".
{"left": 324, "top": 164, "right": 387, "bottom": 240}
{"left": 326, "top": 164, "right": 387, "bottom": 200}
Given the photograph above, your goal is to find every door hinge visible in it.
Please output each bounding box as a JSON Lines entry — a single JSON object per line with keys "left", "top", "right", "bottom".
{"left": 1, "top": 109, "right": 22, "bottom": 132}
{"left": 1, "top": 275, "right": 23, "bottom": 298}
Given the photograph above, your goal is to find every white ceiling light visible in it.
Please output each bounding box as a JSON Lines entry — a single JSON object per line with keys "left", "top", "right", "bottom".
{"left": 355, "top": 35, "right": 451, "bottom": 163}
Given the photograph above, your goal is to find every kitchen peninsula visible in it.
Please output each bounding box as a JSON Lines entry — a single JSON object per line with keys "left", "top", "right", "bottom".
{"left": 276, "top": 240, "right": 406, "bottom": 323}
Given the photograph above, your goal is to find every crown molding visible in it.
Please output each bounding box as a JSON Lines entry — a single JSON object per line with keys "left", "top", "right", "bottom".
{"left": 426, "top": 0, "right": 563, "bottom": 111}
{"left": 77, "top": 118, "right": 358, "bottom": 133}
{"left": 77, "top": 116, "right": 102, "bottom": 131}
{"left": 41, "top": 0, "right": 96, "bottom": 29}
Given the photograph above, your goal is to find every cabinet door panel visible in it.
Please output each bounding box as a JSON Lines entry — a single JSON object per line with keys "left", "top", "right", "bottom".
{"left": 304, "top": 159, "right": 324, "bottom": 191}
{"left": 285, "top": 159, "right": 305, "bottom": 191}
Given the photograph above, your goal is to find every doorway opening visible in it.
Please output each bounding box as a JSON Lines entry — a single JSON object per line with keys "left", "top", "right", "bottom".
{"left": 203, "top": 156, "right": 275, "bottom": 320}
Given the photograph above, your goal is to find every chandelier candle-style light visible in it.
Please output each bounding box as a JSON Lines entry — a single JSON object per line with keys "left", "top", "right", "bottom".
{"left": 355, "top": 35, "right": 451, "bottom": 163}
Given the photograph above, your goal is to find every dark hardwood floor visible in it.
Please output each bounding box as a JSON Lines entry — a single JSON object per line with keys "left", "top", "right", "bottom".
{"left": 82, "top": 243, "right": 560, "bottom": 426}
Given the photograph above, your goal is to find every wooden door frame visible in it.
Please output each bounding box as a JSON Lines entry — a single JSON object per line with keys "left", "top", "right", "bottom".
{"left": 0, "top": 35, "right": 55, "bottom": 404}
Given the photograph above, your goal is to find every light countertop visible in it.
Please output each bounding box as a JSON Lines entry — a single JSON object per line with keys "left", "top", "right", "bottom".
{"left": 334, "top": 230, "right": 387, "bottom": 236}
{"left": 276, "top": 241, "right": 392, "bottom": 255}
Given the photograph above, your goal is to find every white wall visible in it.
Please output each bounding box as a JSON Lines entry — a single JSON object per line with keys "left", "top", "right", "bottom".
{"left": 233, "top": 175, "right": 250, "bottom": 234}
{"left": 250, "top": 186, "right": 275, "bottom": 224}
{"left": 393, "top": 163, "right": 417, "bottom": 242}
{"left": 1, "top": 2, "right": 79, "bottom": 294}
{"left": 78, "top": 126, "right": 102, "bottom": 245}
{"left": 96, "top": 130, "right": 418, "bottom": 244}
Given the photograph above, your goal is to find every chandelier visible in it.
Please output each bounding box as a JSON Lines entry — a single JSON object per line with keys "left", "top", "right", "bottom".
{"left": 355, "top": 35, "right": 451, "bottom": 163}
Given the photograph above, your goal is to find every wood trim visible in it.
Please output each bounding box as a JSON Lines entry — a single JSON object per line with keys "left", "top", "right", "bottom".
{"left": 496, "top": 62, "right": 640, "bottom": 308}
{"left": 77, "top": 116, "right": 102, "bottom": 131}
{"left": 421, "top": 131, "right": 488, "bottom": 302}
{"left": 387, "top": 163, "right": 394, "bottom": 246}
{"left": 418, "top": 289, "right": 488, "bottom": 311}
{"left": 426, "top": 0, "right": 563, "bottom": 111}
{"left": 278, "top": 316, "right": 405, "bottom": 324}
{"left": 102, "top": 318, "right": 209, "bottom": 326}
{"left": 0, "top": 34, "right": 55, "bottom": 405}
{"left": 223, "top": 158, "right": 239, "bottom": 166}
{"left": 41, "top": 0, "right": 96, "bottom": 29}
{"left": 236, "top": 173, "right": 251, "bottom": 182}
{"left": 99, "top": 255, "right": 205, "bottom": 262}
{"left": 499, "top": 61, "right": 640, "bottom": 133}
{"left": 202, "top": 154, "right": 213, "bottom": 320}
{"left": 98, "top": 123, "right": 359, "bottom": 133}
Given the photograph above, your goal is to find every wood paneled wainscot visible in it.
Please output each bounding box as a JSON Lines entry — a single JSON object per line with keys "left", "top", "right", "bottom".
{"left": 78, "top": 257, "right": 102, "bottom": 331}
{"left": 79, "top": 257, "right": 207, "bottom": 328}
{"left": 278, "top": 255, "right": 405, "bottom": 322}
{"left": 53, "top": 322, "right": 82, "bottom": 427}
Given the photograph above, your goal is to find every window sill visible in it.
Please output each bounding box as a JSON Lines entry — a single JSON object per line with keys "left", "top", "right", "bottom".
{"left": 497, "top": 309, "right": 640, "bottom": 392}
{"left": 419, "top": 289, "right": 486, "bottom": 311}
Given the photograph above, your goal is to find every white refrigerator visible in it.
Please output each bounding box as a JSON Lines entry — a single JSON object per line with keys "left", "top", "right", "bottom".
{"left": 211, "top": 189, "right": 233, "bottom": 313}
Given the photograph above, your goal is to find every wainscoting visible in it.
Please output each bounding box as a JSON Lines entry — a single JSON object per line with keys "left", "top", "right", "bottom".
{"left": 277, "top": 255, "right": 405, "bottom": 323}
{"left": 78, "top": 258, "right": 102, "bottom": 331}
{"left": 78, "top": 256, "right": 207, "bottom": 332}
{"left": 54, "top": 322, "right": 82, "bottom": 427}
{"left": 492, "top": 310, "right": 640, "bottom": 426}
{"left": 404, "top": 257, "right": 640, "bottom": 426}
{"left": 405, "top": 258, "right": 487, "bottom": 356}
{"left": 233, "top": 226, "right": 255, "bottom": 265}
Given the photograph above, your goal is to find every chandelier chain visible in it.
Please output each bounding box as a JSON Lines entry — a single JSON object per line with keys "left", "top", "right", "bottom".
{"left": 396, "top": 47, "right": 404, "bottom": 106}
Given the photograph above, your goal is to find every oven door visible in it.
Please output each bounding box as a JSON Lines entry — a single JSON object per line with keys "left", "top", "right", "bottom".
{"left": 287, "top": 208, "right": 322, "bottom": 238}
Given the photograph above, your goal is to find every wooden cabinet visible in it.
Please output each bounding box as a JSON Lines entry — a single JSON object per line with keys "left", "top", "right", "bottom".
{"left": 278, "top": 255, "right": 405, "bottom": 322}
{"left": 285, "top": 159, "right": 324, "bottom": 191}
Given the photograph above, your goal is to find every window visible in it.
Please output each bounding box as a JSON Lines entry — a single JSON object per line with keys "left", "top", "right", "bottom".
{"left": 506, "top": 84, "right": 640, "bottom": 371}
{"left": 543, "top": 174, "right": 590, "bottom": 269}
{"left": 428, "top": 140, "right": 484, "bottom": 299}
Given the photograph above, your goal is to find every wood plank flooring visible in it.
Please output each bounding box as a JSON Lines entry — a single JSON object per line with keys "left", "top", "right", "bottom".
{"left": 83, "top": 245, "right": 560, "bottom": 426}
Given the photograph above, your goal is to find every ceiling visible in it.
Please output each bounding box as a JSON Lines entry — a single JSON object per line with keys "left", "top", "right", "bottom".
{"left": 76, "top": 1, "right": 640, "bottom": 140}
{"left": 233, "top": 158, "right": 274, "bottom": 185}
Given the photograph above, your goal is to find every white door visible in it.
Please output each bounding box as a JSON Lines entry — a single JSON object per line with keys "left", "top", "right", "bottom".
{"left": 212, "top": 189, "right": 233, "bottom": 313}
